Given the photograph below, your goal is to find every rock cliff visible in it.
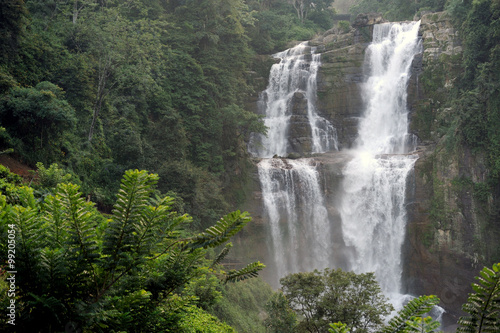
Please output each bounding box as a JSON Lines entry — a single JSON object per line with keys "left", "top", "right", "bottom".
{"left": 405, "top": 11, "right": 498, "bottom": 328}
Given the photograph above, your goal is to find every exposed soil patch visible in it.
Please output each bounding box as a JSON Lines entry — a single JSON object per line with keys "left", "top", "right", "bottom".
{"left": 0, "top": 155, "right": 35, "bottom": 181}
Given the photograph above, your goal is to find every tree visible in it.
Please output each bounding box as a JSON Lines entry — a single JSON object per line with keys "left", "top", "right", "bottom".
{"left": 0, "top": 0, "right": 27, "bottom": 62}
{"left": 280, "top": 268, "right": 393, "bottom": 333}
{"left": 0, "top": 81, "right": 76, "bottom": 164}
{"left": 265, "top": 291, "right": 298, "bottom": 332}
{"left": 288, "top": 0, "right": 332, "bottom": 23}
{"left": 73, "top": 3, "right": 164, "bottom": 143}
{"left": 328, "top": 295, "right": 441, "bottom": 333}
{"left": 1, "top": 169, "right": 264, "bottom": 332}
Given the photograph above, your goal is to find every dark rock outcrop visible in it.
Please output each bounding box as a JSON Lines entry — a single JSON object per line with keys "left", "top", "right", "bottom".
{"left": 405, "top": 12, "right": 497, "bottom": 329}
{"left": 352, "top": 12, "right": 386, "bottom": 28}
{"left": 288, "top": 91, "right": 313, "bottom": 154}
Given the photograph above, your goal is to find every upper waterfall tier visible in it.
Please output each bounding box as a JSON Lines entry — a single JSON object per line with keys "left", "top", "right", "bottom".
{"left": 248, "top": 42, "right": 338, "bottom": 158}
{"left": 356, "top": 22, "right": 422, "bottom": 155}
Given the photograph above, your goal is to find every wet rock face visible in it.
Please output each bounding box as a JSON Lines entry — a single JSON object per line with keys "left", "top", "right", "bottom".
{"left": 312, "top": 26, "right": 371, "bottom": 149}
{"left": 352, "top": 13, "right": 386, "bottom": 28}
{"left": 405, "top": 12, "right": 499, "bottom": 329}
{"left": 288, "top": 91, "right": 313, "bottom": 154}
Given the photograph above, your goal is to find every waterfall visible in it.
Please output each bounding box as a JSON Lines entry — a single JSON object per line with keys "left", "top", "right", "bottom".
{"left": 251, "top": 42, "right": 338, "bottom": 286}
{"left": 249, "top": 42, "right": 337, "bottom": 158}
{"left": 258, "top": 158, "right": 332, "bottom": 281}
{"left": 339, "top": 21, "right": 421, "bottom": 303}
{"left": 252, "top": 23, "right": 426, "bottom": 305}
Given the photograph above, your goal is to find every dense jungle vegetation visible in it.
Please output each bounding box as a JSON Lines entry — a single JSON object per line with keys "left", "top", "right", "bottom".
{"left": 1, "top": 0, "right": 500, "bottom": 332}
{"left": 0, "top": 0, "right": 337, "bottom": 228}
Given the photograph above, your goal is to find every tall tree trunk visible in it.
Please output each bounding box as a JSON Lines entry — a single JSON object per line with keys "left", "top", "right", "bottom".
{"left": 73, "top": 0, "right": 79, "bottom": 24}
{"left": 88, "top": 55, "right": 111, "bottom": 143}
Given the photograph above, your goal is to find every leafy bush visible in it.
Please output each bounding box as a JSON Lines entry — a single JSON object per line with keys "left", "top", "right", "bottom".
{"left": 0, "top": 169, "right": 264, "bottom": 332}
{"left": 281, "top": 268, "right": 393, "bottom": 333}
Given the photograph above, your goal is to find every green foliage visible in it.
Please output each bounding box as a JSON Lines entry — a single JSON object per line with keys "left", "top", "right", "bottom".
{"left": 0, "top": 164, "right": 21, "bottom": 184}
{"left": 405, "top": 316, "right": 442, "bottom": 333}
{"left": 157, "top": 160, "right": 229, "bottom": 228}
{"left": 338, "top": 20, "right": 351, "bottom": 33}
{"left": 224, "top": 261, "right": 266, "bottom": 283}
{"left": 350, "top": 0, "right": 446, "bottom": 21}
{"left": 380, "top": 295, "right": 440, "bottom": 333}
{"left": 178, "top": 305, "right": 237, "bottom": 333}
{"left": 0, "top": 0, "right": 334, "bottom": 227}
{"left": 328, "top": 322, "right": 350, "bottom": 333}
{"left": 0, "top": 169, "right": 263, "bottom": 332}
{"left": 189, "top": 210, "right": 252, "bottom": 249}
{"left": 212, "top": 277, "right": 274, "bottom": 333}
{"left": 281, "top": 268, "right": 394, "bottom": 333}
{"left": 0, "top": 81, "right": 76, "bottom": 164}
{"left": 331, "top": 295, "right": 442, "bottom": 333}
{"left": 211, "top": 242, "right": 233, "bottom": 269}
{"left": 265, "top": 291, "right": 298, "bottom": 333}
{"left": 458, "top": 263, "right": 500, "bottom": 333}
{"left": 34, "top": 162, "right": 72, "bottom": 189}
{"left": 0, "top": 0, "right": 28, "bottom": 63}
{"left": 0, "top": 166, "right": 24, "bottom": 204}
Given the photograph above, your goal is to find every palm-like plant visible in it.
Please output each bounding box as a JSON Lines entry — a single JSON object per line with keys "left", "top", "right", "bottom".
{"left": 458, "top": 263, "right": 500, "bottom": 333}
{"left": 2, "top": 169, "right": 264, "bottom": 332}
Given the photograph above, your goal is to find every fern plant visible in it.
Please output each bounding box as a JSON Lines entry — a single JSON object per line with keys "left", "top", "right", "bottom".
{"left": 405, "top": 316, "right": 441, "bottom": 333}
{"left": 379, "top": 295, "right": 440, "bottom": 333}
{"left": 224, "top": 261, "right": 266, "bottom": 283}
{"left": 210, "top": 242, "right": 233, "bottom": 269}
{"left": 2, "top": 169, "right": 265, "bottom": 332}
{"left": 457, "top": 263, "right": 500, "bottom": 333}
{"left": 188, "top": 210, "right": 252, "bottom": 250}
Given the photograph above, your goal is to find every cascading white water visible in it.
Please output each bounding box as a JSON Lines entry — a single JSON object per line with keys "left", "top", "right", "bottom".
{"left": 249, "top": 42, "right": 337, "bottom": 158}
{"left": 258, "top": 158, "right": 331, "bottom": 281}
{"left": 250, "top": 42, "right": 337, "bottom": 286}
{"left": 307, "top": 52, "right": 338, "bottom": 154}
{"left": 339, "top": 21, "right": 421, "bottom": 303}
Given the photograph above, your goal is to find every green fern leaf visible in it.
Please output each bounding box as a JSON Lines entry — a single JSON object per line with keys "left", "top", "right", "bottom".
{"left": 224, "top": 261, "right": 265, "bottom": 283}
{"left": 379, "top": 295, "right": 440, "bottom": 333}
{"left": 458, "top": 263, "right": 500, "bottom": 333}
{"left": 210, "top": 242, "right": 233, "bottom": 269}
{"left": 103, "top": 170, "right": 158, "bottom": 268}
{"left": 54, "top": 183, "right": 100, "bottom": 269}
{"left": 189, "top": 210, "right": 251, "bottom": 250}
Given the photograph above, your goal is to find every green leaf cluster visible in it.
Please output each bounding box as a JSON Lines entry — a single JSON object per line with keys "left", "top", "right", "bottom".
{"left": 0, "top": 169, "right": 264, "bottom": 332}
{"left": 458, "top": 263, "right": 500, "bottom": 333}
{"left": 280, "top": 268, "right": 394, "bottom": 333}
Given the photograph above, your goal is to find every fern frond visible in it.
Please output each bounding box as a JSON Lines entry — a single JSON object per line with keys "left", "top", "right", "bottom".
{"left": 133, "top": 195, "right": 189, "bottom": 257}
{"left": 210, "top": 242, "right": 233, "bottom": 269}
{"left": 224, "top": 261, "right": 265, "bottom": 283}
{"left": 11, "top": 205, "right": 44, "bottom": 256}
{"left": 6, "top": 194, "right": 45, "bottom": 293}
{"left": 103, "top": 170, "right": 158, "bottom": 267}
{"left": 404, "top": 316, "right": 441, "bottom": 333}
{"left": 189, "top": 211, "right": 251, "bottom": 250}
{"left": 56, "top": 183, "right": 100, "bottom": 267}
{"left": 43, "top": 192, "right": 67, "bottom": 248}
{"left": 39, "top": 247, "right": 69, "bottom": 293}
{"left": 458, "top": 263, "right": 500, "bottom": 333}
{"left": 379, "top": 295, "right": 440, "bottom": 333}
